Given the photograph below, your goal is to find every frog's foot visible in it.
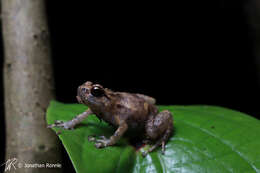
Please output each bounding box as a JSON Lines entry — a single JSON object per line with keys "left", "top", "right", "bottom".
{"left": 142, "top": 125, "right": 172, "bottom": 157}
{"left": 88, "top": 135, "right": 107, "bottom": 141}
{"left": 94, "top": 139, "right": 110, "bottom": 148}
{"left": 142, "top": 141, "right": 166, "bottom": 157}
{"left": 88, "top": 135, "right": 110, "bottom": 148}
{"left": 47, "top": 120, "right": 75, "bottom": 130}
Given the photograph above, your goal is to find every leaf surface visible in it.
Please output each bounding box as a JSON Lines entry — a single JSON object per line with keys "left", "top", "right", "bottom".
{"left": 47, "top": 101, "right": 260, "bottom": 173}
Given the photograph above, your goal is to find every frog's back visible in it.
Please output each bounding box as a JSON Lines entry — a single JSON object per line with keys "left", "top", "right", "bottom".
{"left": 112, "top": 92, "right": 158, "bottom": 128}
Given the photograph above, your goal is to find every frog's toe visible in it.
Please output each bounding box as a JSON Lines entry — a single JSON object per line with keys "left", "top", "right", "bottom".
{"left": 94, "top": 139, "right": 110, "bottom": 148}
{"left": 95, "top": 142, "right": 103, "bottom": 148}
{"left": 94, "top": 142, "right": 107, "bottom": 148}
{"left": 98, "top": 135, "right": 107, "bottom": 140}
{"left": 47, "top": 121, "right": 62, "bottom": 128}
{"left": 88, "top": 135, "right": 107, "bottom": 142}
{"left": 161, "top": 141, "right": 165, "bottom": 154}
{"left": 47, "top": 120, "right": 75, "bottom": 130}
{"left": 47, "top": 122, "right": 61, "bottom": 128}
{"left": 88, "top": 135, "right": 97, "bottom": 142}
{"left": 55, "top": 120, "right": 64, "bottom": 124}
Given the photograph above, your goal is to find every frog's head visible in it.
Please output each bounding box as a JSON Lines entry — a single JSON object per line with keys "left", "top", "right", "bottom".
{"left": 76, "top": 81, "right": 109, "bottom": 108}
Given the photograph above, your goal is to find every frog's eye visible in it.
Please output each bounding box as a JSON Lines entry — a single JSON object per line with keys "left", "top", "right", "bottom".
{"left": 91, "top": 86, "right": 104, "bottom": 97}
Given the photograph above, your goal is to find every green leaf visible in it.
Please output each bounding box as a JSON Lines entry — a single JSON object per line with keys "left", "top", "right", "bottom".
{"left": 47, "top": 100, "right": 260, "bottom": 173}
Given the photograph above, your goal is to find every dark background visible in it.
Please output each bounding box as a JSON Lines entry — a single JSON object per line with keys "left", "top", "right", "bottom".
{"left": 48, "top": 1, "right": 259, "bottom": 116}
{"left": 1, "top": 1, "right": 259, "bottom": 172}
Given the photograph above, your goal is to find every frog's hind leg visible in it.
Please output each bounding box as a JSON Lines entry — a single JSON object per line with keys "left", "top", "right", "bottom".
{"left": 143, "top": 110, "right": 173, "bottom": 156}
{"left": 145, "top": 124, "right": 172, "bottom": 155}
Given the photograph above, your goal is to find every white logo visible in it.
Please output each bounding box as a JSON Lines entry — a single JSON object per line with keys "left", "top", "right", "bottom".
{"left": 17, "top": 162, "right": 23, "bottom": 168}
{"left": 1, "top": 158, "right": 18, "bottom": 172}
{"left": 1, "top": 158, "right": 62, "bottom": 171}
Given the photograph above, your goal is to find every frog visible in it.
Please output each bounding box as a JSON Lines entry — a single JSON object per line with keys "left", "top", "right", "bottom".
{"left": 47, "top": 81, "right": 173, "bottom": 156}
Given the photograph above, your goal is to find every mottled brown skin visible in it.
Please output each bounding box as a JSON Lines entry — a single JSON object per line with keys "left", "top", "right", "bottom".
{"left": 48, "top": 81, "right": 173, "bottom": 156}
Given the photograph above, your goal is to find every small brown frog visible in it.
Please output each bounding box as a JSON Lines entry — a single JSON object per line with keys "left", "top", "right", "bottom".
{"left": 48, "top": 81, "right": 173, "bottom": 156}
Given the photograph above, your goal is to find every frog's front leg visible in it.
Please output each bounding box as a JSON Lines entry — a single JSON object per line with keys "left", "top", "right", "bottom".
{"left": 47, "top": 109, "right": 92, "bottom": 130}
{"left": 89, "top": 122, "right": 128, "bottom": 148}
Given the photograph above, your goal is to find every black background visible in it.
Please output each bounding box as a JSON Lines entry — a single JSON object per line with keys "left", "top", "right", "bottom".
{"left": 48, "top": 1, "right": 259, "bottom": 116}
{"left": 1, "top": 1, "right": 259, "bottom": 172}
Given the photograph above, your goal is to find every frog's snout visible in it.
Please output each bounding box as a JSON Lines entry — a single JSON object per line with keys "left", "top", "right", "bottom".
{"left": 77, "top": 85, "right": 91, "bottom": 102}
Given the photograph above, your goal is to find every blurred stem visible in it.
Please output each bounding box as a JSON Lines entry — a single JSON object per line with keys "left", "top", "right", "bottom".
{"left": 2, "top": 0, "right": 61, "bottom": 173}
